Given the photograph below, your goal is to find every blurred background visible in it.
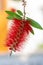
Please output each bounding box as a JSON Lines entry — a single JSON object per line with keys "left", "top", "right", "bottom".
{"left": 0, "top": 0, "right": 43, "bottom": 65}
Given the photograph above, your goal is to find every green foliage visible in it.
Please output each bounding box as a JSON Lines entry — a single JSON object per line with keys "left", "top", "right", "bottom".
{"left": 38, "top": 44, "right": 43, "bottom": 49}
{"left": 5, "top": 11, "right": 22, "bottom": 20}
{"left": 27, "top": 17, "right": 43, "bottom": 30}
{"left": 5, "top": 10, "right": 43, "bottom": 35}
{"left": 17, "top": 10, "right": 23, "bottom": 16}
{"left": 31, "top": 29, "right": 34, "bottom": 35}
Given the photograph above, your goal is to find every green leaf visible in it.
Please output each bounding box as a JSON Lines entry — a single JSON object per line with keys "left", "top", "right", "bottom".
{"left": 13, "top": 13, "right": 22, "bottom": 20}
{"left": 29, "top": 29, "right": 34, "bottom": 35}
{"left": 17, "top": 10, "right": 23, "bottom": 16}
{"left": 5, "top": 11, "right": 22, "bottom": 20}
{"left": 7, "top": 16, "right": 14, "bottom": 20}
{"left": 27, "top": 17, "right": 43, "bottom": 30}
{"left": 31, "top": 29, "right": 34, "bottom": 35}
{"left": 28, "top": 24, "right": 34, "bottom": 35}
{"left": 5, "top": 11, "right": 15, "bottom": 16}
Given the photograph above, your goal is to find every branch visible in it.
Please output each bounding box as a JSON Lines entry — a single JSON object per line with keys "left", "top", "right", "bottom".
{"left": 22, "top": 0, "right": 26, "bottom": 20}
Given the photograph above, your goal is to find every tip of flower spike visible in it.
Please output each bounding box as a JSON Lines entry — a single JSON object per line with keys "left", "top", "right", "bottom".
{"left": 10, "top": 8, "right": 16, "bottom": 12}
{"left": 9, "top": 48, "right": 13, "bottom": 50}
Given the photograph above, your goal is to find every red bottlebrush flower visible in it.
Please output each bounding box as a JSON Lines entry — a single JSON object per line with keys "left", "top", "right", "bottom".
{"left": 5, "top": 0, "right": 43, "bottom": 53}
{"left": 24, "top": 20, "right": 34, "bottom": 34}
{"left": 6, "top": 19, "right": 33, "bottom": 51}
{"left": 10, "top": 8, "right": 16, "bottom": 12}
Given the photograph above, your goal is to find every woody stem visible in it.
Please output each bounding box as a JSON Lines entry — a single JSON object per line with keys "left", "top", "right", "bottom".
{"left": 10, "top": 43, "right": 15, "bottom": 56}
{"left": 10, "top": 50, "right": 12, "bottom": 56}
{"left": 22, "top": 0, "right": 26, "bottom": 20}
{"left": 10, "top": 0, "right": 26, "bottom": 56}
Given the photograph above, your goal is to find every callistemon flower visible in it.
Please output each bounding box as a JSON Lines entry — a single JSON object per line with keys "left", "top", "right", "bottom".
{"left": 6, "top": 9, "right": 43, "bottom": 52}
{"left": 10, "top": 8, "right": 16, "bottom": 12}
{"left": 6, "top": 18, "right": 33, "bottom": 51}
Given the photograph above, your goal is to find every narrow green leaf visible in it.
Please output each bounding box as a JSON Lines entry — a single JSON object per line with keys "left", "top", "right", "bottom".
{"left": 27, "top": 17, "right": 43, "bottom": 30}
{"left": 5, "top": 11, "right": 15, "bottom": 16}
{"left": 5, "top": 11, "right": 22, "bottom": 20}
{"left": 17, "top": 10, "right": 23, "bottom": 16}
{"left": 28, "top": 24, "right": 34, "bottom": 35}
{"left": 7, "top": 16, "right": 14, "bottom": 20}
{"left": 14, "top": 13, "right": 22, "bottom": 20}
{"left": 31, "top": 29, "right": 34, "bottom": 35}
